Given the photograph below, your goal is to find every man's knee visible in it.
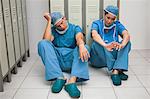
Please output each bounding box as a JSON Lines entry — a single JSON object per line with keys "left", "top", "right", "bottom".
{"left": 38, "top": 39, "right": 52, "bottom": 48}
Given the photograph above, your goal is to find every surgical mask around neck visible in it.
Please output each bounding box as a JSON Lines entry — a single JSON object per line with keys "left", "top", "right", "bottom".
{"left": 104, "top": 23, "right": 116, "bottom": 30}
{"left": 55, "top": 21, "right": 69, "bottom": 35}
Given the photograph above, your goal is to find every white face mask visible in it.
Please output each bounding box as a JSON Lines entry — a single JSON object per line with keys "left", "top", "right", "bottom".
{"left": 104, "top": 23, "right": 116, "bottom": 30}
{"left": 55, "top": 21, "right": 69, "bottom": 35}
{"left": 102, "top": 20, "right": 117, "bottom": 42}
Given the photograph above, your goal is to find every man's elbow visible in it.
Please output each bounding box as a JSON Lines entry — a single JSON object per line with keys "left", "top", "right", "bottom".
{"left": 127, "top": 34, "right": 130, "bottom": 41}
{"left": 91, "top": 32, "right": 97, "bottom": 39}
{"left": 42, "top": 36, "right": 51, "bottom": 41}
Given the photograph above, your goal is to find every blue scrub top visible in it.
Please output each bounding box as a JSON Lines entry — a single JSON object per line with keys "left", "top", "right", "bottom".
{"left": 51, "top": 23, "right": 82, "bottom": 48}
{"left": 91, "top": 19, "right": 126, "bottom": 43}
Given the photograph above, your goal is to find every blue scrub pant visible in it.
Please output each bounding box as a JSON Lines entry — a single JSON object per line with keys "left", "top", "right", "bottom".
{"left": 90, "top": 41, "right": 131, "bottom": 71}
{"left": 38, "top": 39, "right": 89, "bottom": 82}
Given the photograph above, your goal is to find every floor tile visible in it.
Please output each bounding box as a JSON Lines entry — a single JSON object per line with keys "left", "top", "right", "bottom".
{"left": 82, "top": 87, "right": 116, "bottom": 99}
{"left": 129, "top": 50, "right": 143, "bottom": 58}
{"left": 146, "top": 88, "right": 150, "bottom": 95}
{"left": 1, "top": 50, "right": 150, "bottom": 99}
{"left": 131, "top": 67, "right": 150, "bottom": 75}
{"left": 82, "top": 75, "right": 112, "bottom": 88}
{"left": 129, "top": 58, "right": 150, "bottom": 66}
{"left": 20, "top": 76, "right": 51, "bottom": 88}
{"left": 13, "top": 88, "right": 49, "bottom": 99}
{"left": 0, "top": 88, "right": 17, "bottom": 99}
{"left": 114, "top": 88, "right": 150, "bottom": 99}
{"left": 113, "top": 75, "right": 143, "bottom": 88}
{"left": 137, "top": 50, "right": 150, "bottom": 58}
{"left": 3, "top": 75, "right": 25, "bottom": 89}
{"left": 88, "top": 66, "right": 108, "bottom": 76}
{"left": 137, "top": 75, "right": 150, "bottom": 87}
{"left": 28, "top": 60, "right": 45, "bottom": 76}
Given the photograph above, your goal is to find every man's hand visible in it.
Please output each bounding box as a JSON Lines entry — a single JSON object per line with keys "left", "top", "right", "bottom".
{"left": 44, "top": 13, "right": 51, "bottom": 22}
{"left": 110, "top": 42, "right": 125, "bottom": 51}
{"left": 114, "top": 43, "right": 125, "bottom": 51}
{"left": 104, "top": 42, "right": 115, "bottom": 51}
{"left": 79, "top": 44, "right": 90, "bottom": 62}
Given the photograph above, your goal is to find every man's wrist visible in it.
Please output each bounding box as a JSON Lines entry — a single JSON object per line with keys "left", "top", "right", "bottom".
{"left": 102, "top": 43, "right": 107, "bottom": 47}
{"left": 121, "top": 43, "right": 126, "bottom": 47}
{"left": 79, "top": 43, "right": 84, "bottom": 47}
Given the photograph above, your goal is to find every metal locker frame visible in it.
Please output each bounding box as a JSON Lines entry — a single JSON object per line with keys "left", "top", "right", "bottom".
{"left": 2, "top": 0, "right": 16, "bottom": 70}
{"left": 85, "top": 0, "right": 101, "bottom": 34}
{"left": 0, "top": 0, "right": 9, "bottom": 79}
{"left": 9, "top": 0, "right": 21, "bottom": 68}
{"left": 103, "top": 0, "right": 118, "bottom": 9}
{"left": 50, "top": 0, "right": 65, "bottom": 16}
{"left": 16, "top": 0, "right": 26, "bottom": 62}
{"left": 21, "top": 0, "right": 30, "bottom": 58}
{"left": 0, "top": 62, "right": 3, "bottom": 92}
{"left": 83, "top": 0, "right": 103, "bottom": 45}
{"left": 0, "top": 0, "right": 10, "bottom": 91}
{"left": 0, "top": 0, "right": 13, "bottom": 92}
{"left": 68, "top": 0, "right": 82, "bottom": 27}
{"left": 0, "top": 61, "right": 3, "bottom": 92}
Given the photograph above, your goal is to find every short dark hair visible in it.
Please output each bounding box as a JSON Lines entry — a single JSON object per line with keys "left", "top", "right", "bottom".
{"left": 104, "top": 10, "right": 109, "bottom": 15}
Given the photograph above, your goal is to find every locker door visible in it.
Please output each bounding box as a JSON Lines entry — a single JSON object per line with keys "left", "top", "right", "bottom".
{"left": 68, "top": 0, "right": 82, "bottom": 27}
{"left": 9, "top": 0, "right": 21, "bottom": 61}
{"left": 21, "top": 0, "right": 29, "bottom": 55}
{"left": 2, "top": 0, "right": 15, "bottom": 68}
{"left": 104, "top": 0, "right": 118, "bottom": 9}
{"left": 86, "top": 0, "right": 100, "bottom": 34}
{"left": 0, "top": 0, "right": 9, "bottom": 77}
{"left": 16, "top": 0, "right": 25, "bottom": 56}
{"left": 50, "top": 0, "right": 65, "bottom": 15}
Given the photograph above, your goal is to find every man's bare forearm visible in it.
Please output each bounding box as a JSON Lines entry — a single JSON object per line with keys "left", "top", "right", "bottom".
{"left": 43, "top": 21, "right": 53, "bottom": 41}
{"left": 92, "top": 30, "right": 106, "bottom": 47}
{"left": 121, "top": 30, "right": 130, "bottom": 46}
{"left": 76, "top": 33, "right": 85, "bottom": 46}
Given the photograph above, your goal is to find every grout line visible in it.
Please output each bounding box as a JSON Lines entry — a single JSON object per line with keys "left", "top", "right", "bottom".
{"left": 47, "top": 88, "right": 51, "bottom": 99}
{"left": 81, "top": 82, "right": 83, "bottom": 99}
{"left": 106, "top": 69, "right": 118, "bottom": 99}
{"left": 130, "top": 66, "right": 150, "bottom": 76}
{"left": 134, "top": 71, "right": 150, "bottom": 97}
{"left": 137, "top": 50, "right": 150, "bottom": 61}
{"left": 11, "top": 58, "right": 39, "bottom": 99}
{"left": 47, "top": 81, "right": 52, "bottom": 99}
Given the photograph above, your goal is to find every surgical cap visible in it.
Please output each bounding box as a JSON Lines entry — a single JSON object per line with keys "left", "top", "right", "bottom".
{"left": 104, "top": 5, "right": 119, "bottom": 17}
{"left": 51, "top": 12, "right": 63, "bottom": 25}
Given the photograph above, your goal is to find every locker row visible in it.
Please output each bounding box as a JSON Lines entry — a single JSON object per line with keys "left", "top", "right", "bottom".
{"left": 0, "top": 0, "right": 29, "bottom": 92}
{"left": 49, "top": 0, "right": 119, "bottom": 36}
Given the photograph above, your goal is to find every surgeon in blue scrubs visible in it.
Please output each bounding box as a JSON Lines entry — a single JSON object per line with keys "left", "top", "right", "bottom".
{"left": 38, "top": 12, "right": 90, "bottom": 98}
{"left": 90, "top": 5, "right": 131, "bottom": 86}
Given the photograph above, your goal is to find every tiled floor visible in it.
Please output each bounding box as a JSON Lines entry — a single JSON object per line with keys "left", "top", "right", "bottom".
{"left": 0, "top": 50, "right": 150, "bottom": 99}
